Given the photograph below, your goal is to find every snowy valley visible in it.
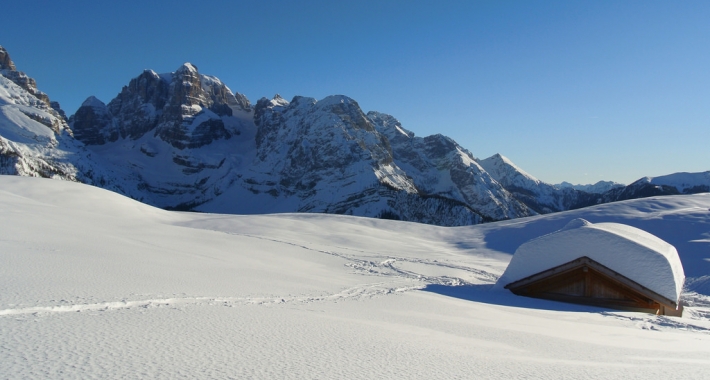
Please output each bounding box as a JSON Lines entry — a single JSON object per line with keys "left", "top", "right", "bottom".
{"left": 1, "top": 175, "right": 709, "bottom": 378}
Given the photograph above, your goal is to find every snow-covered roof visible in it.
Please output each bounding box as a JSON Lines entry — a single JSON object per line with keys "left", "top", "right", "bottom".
{"left": 495, "top": 218, "right": 685, "bottom": 303}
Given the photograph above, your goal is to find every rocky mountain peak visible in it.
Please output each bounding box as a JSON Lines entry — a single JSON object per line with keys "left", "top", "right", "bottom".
{"left": 367, "top": 111, "right": 414, "bottom": 139}
{"left": 271, "top": 94, "right": 290, "bottom": 106}
{"left": 169, "top": 63, "right": 203, "bottom": 109}
{"left": 0, "top": 46, "right": 17, "bottom": 71}
{"left": 176, "top": 62, "right": 198, "bottom": 74}
{"left": 72, "top": 63, "right": 252, "bottom": 149}
{"left": 81, "top": 96, "right": 108, "bottom": 109}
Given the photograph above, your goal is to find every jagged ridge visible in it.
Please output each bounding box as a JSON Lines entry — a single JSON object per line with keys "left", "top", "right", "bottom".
{"left": 1, "top": 45, "right": 708, "bottom": 227}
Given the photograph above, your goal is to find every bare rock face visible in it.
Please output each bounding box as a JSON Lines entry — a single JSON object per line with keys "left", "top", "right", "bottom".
{"left": 0, "top": 46, "right": 17, "bottom": 71}
{"left": 71, "top": 63, "right": 251, "bottom": 149}
{"left": 69, "top": 97, "right": 114, "bottom": 145}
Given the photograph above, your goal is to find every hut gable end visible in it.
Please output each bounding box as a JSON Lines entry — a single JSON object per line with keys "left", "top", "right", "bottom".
{"left": 504, "top": 256, "right": 679, "bottom": 314}
{"left": 496, "top": 219, "right": 685, "bottom": 316}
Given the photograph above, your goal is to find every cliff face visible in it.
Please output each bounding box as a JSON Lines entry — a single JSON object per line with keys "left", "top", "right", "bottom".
{"left": 63, "top": 60, "right": 529, "bottom": 225}
{"left": 71, "top": 63, "right": 251, "bottom": 149}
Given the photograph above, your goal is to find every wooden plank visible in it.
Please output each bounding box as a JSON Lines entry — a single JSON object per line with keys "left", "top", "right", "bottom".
{"left": 505, "top": 256, "right": 680, "bottom": 315}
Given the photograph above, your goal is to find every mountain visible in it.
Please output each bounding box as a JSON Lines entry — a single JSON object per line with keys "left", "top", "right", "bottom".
{"left": 0, "top": 46, "right": 131, "bottom": 196}
{"left": 68, "top": 63, "right": 257, "bottom": 208}
{"left": 369, "top": 113, "right": 530, "bottom": 220}
{"left": 0, "top": 46, "right": 90, "bottom": 181}
{"left": 601, "top": 172, "right": 710, "bottom": 202}
{"left": 67, "top": 59, "right": 534, "bottom": 224}
{"left": 555, "top": 180, "right": 625, "bottom": 194}
{"left": 476, "top": 154, "right": 710, "bottom": 212}
{"left": 1, "top": 45, "right": 708, "bottom": 226}
{"left": 478, "top": 154, "right": 602, "bottom": 213}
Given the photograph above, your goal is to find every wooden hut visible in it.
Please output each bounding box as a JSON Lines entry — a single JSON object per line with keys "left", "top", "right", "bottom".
{"left": 496, "top": 219, "right": 685, "bottom": 316}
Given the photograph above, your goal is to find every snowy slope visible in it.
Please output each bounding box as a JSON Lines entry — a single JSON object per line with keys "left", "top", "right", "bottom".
{"left": 0, "top": 47, "right": 80, "bottom": 179}
{"left": 0, "top": 47, "right": 130, "bottom": 199}
{"left": 479, "top": 153, "right": 602, "bottom": 213}
{"left": 599, "top": 171, "right": 710, "bottom": 204}
{"left": 1, "top": 175, "right": 710, "bottom": 379}
{"left": 647, "top": 171, "right": 710, "bottom": 192}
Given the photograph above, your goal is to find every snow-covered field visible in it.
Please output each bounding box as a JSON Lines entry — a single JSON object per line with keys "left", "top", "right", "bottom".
{"left": 1, "top": 175, "right": 710, "bottom": 379}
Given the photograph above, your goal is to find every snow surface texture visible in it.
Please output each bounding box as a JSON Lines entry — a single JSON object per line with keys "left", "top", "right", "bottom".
{"left": 1, "top": 175, "right": 710, "bottom": 379}
{"left": 495, "top": 218, "right": 685, "bottom": 303}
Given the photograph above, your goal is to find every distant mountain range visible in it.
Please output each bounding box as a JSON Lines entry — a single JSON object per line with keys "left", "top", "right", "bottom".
{"left": 554, "top": 180, "right": 624, "bottom": 194}
{"left": 2, "top": 45, "right": 709, "bottom": 226}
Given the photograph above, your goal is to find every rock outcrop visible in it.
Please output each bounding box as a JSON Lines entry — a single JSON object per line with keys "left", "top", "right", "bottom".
{"left": 71, "top": 63, "right": 251, "bottom": 149}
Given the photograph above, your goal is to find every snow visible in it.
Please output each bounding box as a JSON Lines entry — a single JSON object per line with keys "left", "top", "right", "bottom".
{"left": 0, "top": 104, "right": 56, "bottom": 145}
{"left": 495, "top": 218, "right": 685, "bottom": 303}
{"left": 176, "top": 62, "right": 198, "bottom": 74}
{"left": 395, "top": 125, "right": 409, "bottom": 136}
{"left": 316, "top": 94, "right": 357, "bottom": 108}
{"left": 268, "top": 94, "right": 290, "bottom": 107}
{"left": 480, "top": 153, "right": 541, "bottom": 186}
{"left": 1, "top": 175, "right": 710, "bottom": 378}
{"left": 647, "top": 171, "right": 710, "bottom": 192}
{"left": 0, "top": 76, "right": 59, "bottom": 145}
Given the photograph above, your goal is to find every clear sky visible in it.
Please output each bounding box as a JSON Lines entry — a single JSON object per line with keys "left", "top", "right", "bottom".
{"left": 3, "top": 0, "right": 709, "bottom": 185}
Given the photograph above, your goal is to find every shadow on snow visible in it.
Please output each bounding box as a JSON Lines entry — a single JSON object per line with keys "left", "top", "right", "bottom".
{"left": 421, "top": 283, "right": 613, "bottom": 313}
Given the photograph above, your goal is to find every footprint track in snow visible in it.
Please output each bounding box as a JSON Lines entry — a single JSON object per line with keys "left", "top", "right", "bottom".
{"left": 223, "top": 232, "right": 498, "bottom": 285}
{"left": 1, "top": 231, "right": 496, "bottom": 318}
{"left": 0, "top": 281, "right": 420, "bottom": 317}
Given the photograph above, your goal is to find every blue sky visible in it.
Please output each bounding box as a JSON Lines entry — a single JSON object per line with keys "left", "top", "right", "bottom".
{"left": 3, "top": 0, "right": 709, "bottom": 184}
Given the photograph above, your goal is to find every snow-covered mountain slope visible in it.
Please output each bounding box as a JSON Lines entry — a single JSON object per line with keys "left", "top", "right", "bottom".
{"left": 67, "top": 63, "right": 490, "bottom": 224}
{"left": 0, "top": 46, "right": 79, "bottom": 179}
{"left": 602, "top": 172, "right": 710, "bottom": 202}
{"left": 556, "top": 180, "right": 625, "bottom": 194}
{"left": 479, "top": 153, "right": 602, "bottom": 213}
{"left": 647, "top": 171, "right": 710, "bottom": 193}
{"left": 0, "top": 46, "right": 128, "bottom": 196}
{"left": 219, "top": 95, "right": 491, "bottom": 224}
{"left": 369, "top": 112, "right": 533, "bottom": 220}
{"left": 1, "top": 175, "right": 709, "bottom": 379}
{"left": 68, "top": 62, "right": 256, "bottom": 209}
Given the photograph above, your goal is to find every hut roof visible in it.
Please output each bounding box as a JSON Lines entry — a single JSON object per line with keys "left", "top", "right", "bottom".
{"left": 495, "top": 219, "right": 685, "bottom": 303}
